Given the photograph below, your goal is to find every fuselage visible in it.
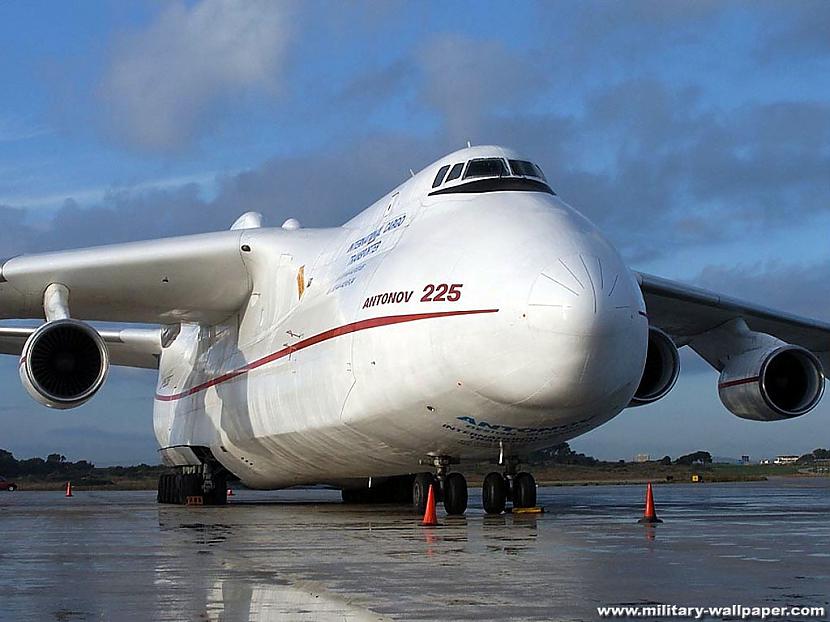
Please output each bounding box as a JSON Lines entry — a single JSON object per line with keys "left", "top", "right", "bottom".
{"left": 153, "top": 146, "right": 649, "bottom": 488}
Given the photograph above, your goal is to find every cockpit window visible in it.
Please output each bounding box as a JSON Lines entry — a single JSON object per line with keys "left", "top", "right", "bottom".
{"left": 432, "top": 165, "right": 450, "bottom": 188}
{"left": 445, "top": 162, "right": 464, "bottom": 182}
{"left": 464, "top": 158, "right": 508, "bottom": 179}
{"left": 508, "top": 159, "right": 542, "bottom": 179}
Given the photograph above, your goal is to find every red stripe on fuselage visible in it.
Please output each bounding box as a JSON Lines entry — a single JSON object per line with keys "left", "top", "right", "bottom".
{"left": 154, "top": 308, "right": 499, "bottom": 402}
{"left": 718, "top": 376, "right": 760, "bottom": 389}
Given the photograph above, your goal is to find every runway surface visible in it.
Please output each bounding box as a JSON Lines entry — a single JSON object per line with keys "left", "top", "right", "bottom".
{"left": 1, "top": 479, "right": 829, "bottom": 621}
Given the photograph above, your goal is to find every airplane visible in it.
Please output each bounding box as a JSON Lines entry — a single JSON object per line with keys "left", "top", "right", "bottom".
{"left": 1, "top": 145, "right": 827, "bottom": 515}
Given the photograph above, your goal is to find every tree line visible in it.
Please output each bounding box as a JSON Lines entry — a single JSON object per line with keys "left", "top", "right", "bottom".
{"left": 0, "top": 449, "right": 165, "bottom": 480}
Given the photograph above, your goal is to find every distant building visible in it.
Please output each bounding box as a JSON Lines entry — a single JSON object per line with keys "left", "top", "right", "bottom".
{"left": 774, "top": 455, "right": 799, "bottom": 465}
{"left": 634, "top": 453, "right": 650, "bottom": 463}
{"left": 760, "top": 459, "right": 772, "bottom": 465}
{"left": 740, "top": 455, "right": 750, "bottom": 465}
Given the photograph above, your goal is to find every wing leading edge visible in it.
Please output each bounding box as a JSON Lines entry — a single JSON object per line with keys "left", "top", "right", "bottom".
{"left": 0, "top": 230, "right": 252, "bottom": 325}
{"left": 636, "top": 271, "right": 830, "bottom": 368}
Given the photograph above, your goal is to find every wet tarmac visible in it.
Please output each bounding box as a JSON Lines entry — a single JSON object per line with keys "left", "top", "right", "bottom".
{"left": 1, "top": 479, "right": 829, "bottom": 621}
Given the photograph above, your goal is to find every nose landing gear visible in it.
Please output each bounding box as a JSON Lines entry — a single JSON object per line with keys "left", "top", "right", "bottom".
{"left": 414, "top": 456, "right": 537, "bottom": 516}
{"left": 513, "top": 471, "right": 537, "bottom": 508}
{"left": 482, "top": 458, "right": 537, "bottom": 515}
{"left": 414, "top": 456, "right": 468, "bottom": 516}
{"left": 443, "top": 472, "right": 468, "bottom": 516}
{"left": 482, "top": 471, "right": 507, "bottom": 514}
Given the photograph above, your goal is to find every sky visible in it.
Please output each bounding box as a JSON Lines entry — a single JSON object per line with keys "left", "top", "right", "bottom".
{"left": 1, "top": 0, "right": 829, "bottom": 465}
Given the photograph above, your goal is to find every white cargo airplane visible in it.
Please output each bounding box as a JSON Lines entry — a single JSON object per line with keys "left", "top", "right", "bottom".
{"left": 1, "top": 146, "right": 827, "bottom": 514}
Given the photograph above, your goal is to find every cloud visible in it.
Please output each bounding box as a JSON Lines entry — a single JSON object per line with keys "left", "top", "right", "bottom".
{"left": 0, "top": 205, "right": 33, "bottom": 256}
{"left": 0, "top": 133, "right": 443, "bottom": 255}
{"left": 337, "top": 59, "right": 416, "bottom": 112}
{"left": 405, "top": 78, "right": 825, "bottom": 265}
{"left": 694, "top": 260, "right": 830, "bottom": 323}
{"left": 99, "top": 0, "right": 292, "bottom": 151}
{"left": 7, "top": 78, "right": 830, "bottom": 268}
{"left": 213, "top": 133, "right": 440, "bottom": 228}
{"left": 756, "top": 0, "right": 830, "bottom": 61}
{"left": 418, "top": 34, "right": 549, "bottom": 142}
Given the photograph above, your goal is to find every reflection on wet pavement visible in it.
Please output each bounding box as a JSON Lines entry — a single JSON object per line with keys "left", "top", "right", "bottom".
{"left": 1, "top": 480, "right": 829, "bottom": 621}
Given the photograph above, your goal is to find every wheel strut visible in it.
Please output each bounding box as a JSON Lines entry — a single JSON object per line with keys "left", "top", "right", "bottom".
{"left": 415, "top": 455, "right": 467, "bottom": 516}
{"left": 482, "top": 456, "right": 537, "bottom": 513}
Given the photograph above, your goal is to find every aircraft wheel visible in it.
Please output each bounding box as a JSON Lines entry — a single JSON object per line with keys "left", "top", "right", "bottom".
{"left": 157, "top": 473, "right": 169, "bottom": 504}
{"left": 513, "top": 472, "right": 536, "bottom": 508}
{"left": 482, "top": 472, "right": 507, "bottom": 515}
{"left": 412, "top": 472, "right": 436, "bottom": 514}
{"left": 203, "top": 474, "right": 228, "bottom": 506}
{"left": 443, "top": 472, "right": 468, "bottom": 515}
{"left": 341, "top": 488, "right": 367, "bottom": 504}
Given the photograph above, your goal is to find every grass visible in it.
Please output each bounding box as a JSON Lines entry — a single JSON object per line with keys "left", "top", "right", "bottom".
{"left": 5, "top": 463, "right": 817, "bottom": 492}
{"left": 465, "top": 462, "right": 804, "bottom": 486}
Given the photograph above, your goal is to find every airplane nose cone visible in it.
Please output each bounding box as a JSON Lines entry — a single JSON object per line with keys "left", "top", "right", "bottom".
{"left": 471, "top": 243, "right": 648, "bottom": 414}
{"left": 528, "top": 252, "right": 636, "bottom": 334}
{"left": 520, "top": 250, "right": 648, "bottom": 409}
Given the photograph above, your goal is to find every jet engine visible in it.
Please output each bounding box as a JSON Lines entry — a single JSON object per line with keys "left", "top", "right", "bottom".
{"left": 718, "top": 345, "right": 824, "bottom": 421}
{"left": 629, "top": 327, "right": 680, "bottom": 406}
{"left": 19, "top": 319, "right": 109, "bottom": 409}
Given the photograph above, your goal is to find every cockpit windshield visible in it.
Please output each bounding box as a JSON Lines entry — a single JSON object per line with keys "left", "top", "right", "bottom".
{"left": 464, "top": 158, "right": 508, "bottom": 179}
{"left": 428, "top": 154, "right": 555, "bottom": 196}
{"left": 508, "top": 159, "right": 546, "bottom": 180}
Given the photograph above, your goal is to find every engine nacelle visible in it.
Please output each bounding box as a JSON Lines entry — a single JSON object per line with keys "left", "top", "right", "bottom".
{"left": 629, "top": 327, "right": 680, "bottom": 406}
{"left": 719, "top": 345, "right": 825, "bottom": 421}
{"left": 19, "top": 319, "right": 109, "bottom": 409}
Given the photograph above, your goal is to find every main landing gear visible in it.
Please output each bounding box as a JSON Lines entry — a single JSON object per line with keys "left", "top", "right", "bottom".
{"left": 482, "top": 459, "right": 537, "bottom": 515}
{"left": 158, "top": 463, "right": 228, "bottom": 505}
{"left": 341, "top": 474, "right": 414, "bottom": 504}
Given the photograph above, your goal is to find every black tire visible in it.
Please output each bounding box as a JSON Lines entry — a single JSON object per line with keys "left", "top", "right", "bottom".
{"left": 388, "top": 474, "right": 416, "bottom": 504}
{"left": 159, "top": 474, "right": 169, "bottom": 503}
{"left": 158, "top": 472, "right": 194, "bottom": 505}
{"left": 203, "top": 474, "right": 228, "bottom": 506}
{"left": 342, "top": 475, "right": 415, "bottom": 504}
{"left": 159, "top": 473, "right": 178, "bottom": 504}
{"left": 341, "top": 488, "right": 371, "bottom": 504}
{"left": 482, "top": 472, "right": 507, "bottom": 515}
{"left": 185, "top": 473, "right": 202, "bottom": 498}
{"left": 443, "top": 472, "right": 468, "bottom": 515}
{"left": 8, "top": 485, "right": 17, "bottom": 492}
{"left": 513, "top": 472, "right": 536, "bottom": 508}
{"left": 412, "top": 472, "right": 436, "bottom": 514}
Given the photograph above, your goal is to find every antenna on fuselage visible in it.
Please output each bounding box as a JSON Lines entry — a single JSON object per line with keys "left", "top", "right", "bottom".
{"left": 409, "top": 169, "right": 415, "bottom": 177}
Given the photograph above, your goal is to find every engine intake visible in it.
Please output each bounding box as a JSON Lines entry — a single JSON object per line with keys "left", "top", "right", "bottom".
{"left": 19, "top": 319, "right": 109, "bottom": 409}
{"left": 629, "top": 327, "right": 680, "bottom": 406}
{"left": 719, "top": 345, "right": 824, "bottom": 421}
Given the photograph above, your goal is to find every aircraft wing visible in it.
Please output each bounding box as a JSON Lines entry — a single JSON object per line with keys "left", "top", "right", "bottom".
{"left": 636, "top": 272, "right": 830, "bottom": 368}
{"left": 0, "top": 231, "right": 251, "bottom": 325}
{"left": 0, "top": 326, "right": 162, "bottom": 369}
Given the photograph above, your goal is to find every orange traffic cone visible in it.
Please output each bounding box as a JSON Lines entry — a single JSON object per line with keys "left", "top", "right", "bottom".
{"left": 227, "top": 488, "right": 234, "bottom": 497}
{"left": 421, "top": 484, "right": 438, "bottom": 526}
{"left": 65, "top": 481, "right": 73, "bottom": 497}
{"left": 638, "top": 482, "right": 662, "bottom": 524}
